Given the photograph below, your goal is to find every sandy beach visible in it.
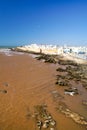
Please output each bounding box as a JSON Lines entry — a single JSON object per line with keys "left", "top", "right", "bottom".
{"left": 0, "top": 52, "right": 87, "bottom": 130}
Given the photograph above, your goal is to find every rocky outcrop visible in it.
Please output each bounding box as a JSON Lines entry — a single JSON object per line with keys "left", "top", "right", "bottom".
{"left": 33, "top": 104, "right": 57, "bottom": 130}
{"left": 55, "top": 79, "right": 68, "bottom": 86}
{"left": 58, "top": 59, "right": 78, "bottom": 66}
{"left": 36, "top": 54, "right": 59, "bottom": 63}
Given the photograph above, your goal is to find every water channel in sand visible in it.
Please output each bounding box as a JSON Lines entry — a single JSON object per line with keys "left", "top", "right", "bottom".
{"left": 0, "top": 51, "right": 87, "bottom": 130}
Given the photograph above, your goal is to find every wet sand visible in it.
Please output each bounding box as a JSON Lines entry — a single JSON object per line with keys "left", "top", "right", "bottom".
{"left": 0, "top": 52, "right": 87, "bottom": 130}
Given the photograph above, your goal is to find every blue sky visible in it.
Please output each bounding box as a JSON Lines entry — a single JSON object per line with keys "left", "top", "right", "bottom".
{"left": 0, "top": 0, "right": 87, "bottom": 46}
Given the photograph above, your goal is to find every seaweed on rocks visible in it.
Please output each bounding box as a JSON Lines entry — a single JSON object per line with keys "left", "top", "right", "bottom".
{"left": 57, "top": 101, "right": 87, "bottom": 126}
{"left": 56, "top": 64, "right": 87, "bottom": 83}
{"left": 56, "top": 75, "right": 66, "bottom": 80}
{"left": 34, "top": 104, "right": 48, "bottom": 119}
{"left": 66, "top": 64, "right": 87, "bottom": 84}
{"left": 58, "top": 60, "right": 78, "bottom": 66}
{"left": 36, "top": 54, "right": 58, "bottom": 64}
{"left": 33, "top": 104, "right": 57, "bottom": 129}
{"left": 55, "top": 79, "right": 68, "bottom": 86}
{"left": 56, "top": 67, "right": 66, "bottom": 72}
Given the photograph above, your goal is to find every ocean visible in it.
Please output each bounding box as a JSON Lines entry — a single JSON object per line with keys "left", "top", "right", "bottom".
{"left": 0, "top": 46, "right": 17, "bottom": 49}
{"left": 0, "top": 46, "right": 24, "bottom": 56}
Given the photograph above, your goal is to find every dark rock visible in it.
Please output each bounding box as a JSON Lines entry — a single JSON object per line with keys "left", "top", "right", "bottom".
{"left": 56, "top": 68, "right": 66, "bottom": 72}
{"left": 36, "top": 54, "right": 58, "bottom": 64}
{"left": 64, "top": 87, "right": 79, "bottom": 96}
{"left": 55, "top": 80, "right": 68, "bottom": 86}
{"left": 58, "top": 60, "right": 78, "bottom": 66}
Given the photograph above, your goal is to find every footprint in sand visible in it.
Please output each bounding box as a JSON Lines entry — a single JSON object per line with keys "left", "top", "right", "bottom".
{"left": 0, "top": 89, "right": 7, "bottom": 94}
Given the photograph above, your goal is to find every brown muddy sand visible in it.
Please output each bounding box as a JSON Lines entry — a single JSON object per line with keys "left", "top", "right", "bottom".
{"left": 0, "top": 52, "right": 87, "bottom": 130}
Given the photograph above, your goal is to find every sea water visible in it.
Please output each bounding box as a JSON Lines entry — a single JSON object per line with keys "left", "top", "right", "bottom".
{"left": 0, "top": 46, "right": 24, "bottom": 56}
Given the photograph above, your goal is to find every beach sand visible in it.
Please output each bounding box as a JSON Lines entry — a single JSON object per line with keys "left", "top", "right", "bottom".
{"left": 0, "top": 52, "right": 86, "bottom": 130}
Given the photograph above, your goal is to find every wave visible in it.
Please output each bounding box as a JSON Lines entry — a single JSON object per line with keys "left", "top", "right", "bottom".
{"left": 0, "top": 48, "right": 24, "bottom": 56}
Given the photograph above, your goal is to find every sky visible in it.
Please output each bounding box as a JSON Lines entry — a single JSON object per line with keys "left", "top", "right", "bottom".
{"left": 0, "top": 0, "right": 87, "bottom": 46}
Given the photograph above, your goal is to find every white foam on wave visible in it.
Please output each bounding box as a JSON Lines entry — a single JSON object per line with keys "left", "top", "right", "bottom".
{"left": 0, "top": 49, "right": 24, "bottom": 56}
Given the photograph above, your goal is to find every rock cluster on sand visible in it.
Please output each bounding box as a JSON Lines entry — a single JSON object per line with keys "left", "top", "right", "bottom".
{"left": 35, "top": 53, "right": 87, "bottom": 90}
{"left": 33, "top": 104, "right": 56, "bottom": 130}
{"left": 26, "top": 104, "right": 57, "bottom": 130}
{"left": 58, "top": 59, "right": 78, "bottom": 66}
{"left": 36, "top": 54, "right": 58, "bottom": 64}
{"left": 58, "top": 101, "right": 87, "bottom": 126}
{"left": 25, "top": 104, "right": 57, "bottom": 130}
{"left": 56, "top": 60, "right": 87, "bottom": 91}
